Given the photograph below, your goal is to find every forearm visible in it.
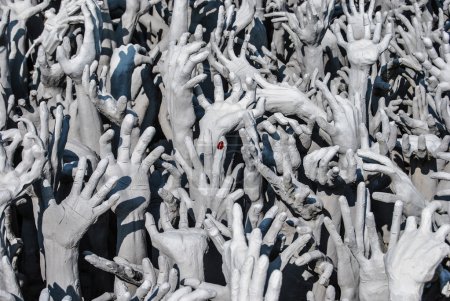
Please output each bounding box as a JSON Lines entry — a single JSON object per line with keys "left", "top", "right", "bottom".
{"left": 117, "top": 11, "right": 139, "bottom": 46}
{"left": 116, "top": 212, "right": 148, "bottom": 264}
{"left": 67, "top": 100, "right": 82, "bottom": 142}
{"left": 272, "top": 29, "right": 285, "bottom": 57}
{"left": 317, "top": 189, "right": 341, "bottom": 263}
{"left": 317, "top": 188, "right": 342, "bottom": 221}
{"left": 259, "top": 91, "right": 327, "bottom": 121}
{"left": 98, "top": 1, "right": 115, "bottom": 70}
{"left": 99, "top": 37, "right": 113, "bottom": 74}
{"left": 173, "top": 128, "right": 194, "bottom": 160}
{"left": 133, "top": 91, "right": 150, "bottom": 127}
{"left": 411, "top": 162, "right": 438, "bottom": 201}
{"left": 110, "top": 71, "right": 132, "bottom": 99}
{"left": 25, "top": 3, "right": 50, "bottom": 20}
{"left": 44, "top": 240, "right": 81, "bottom": 301}
{"left": 8, "top": 22, "right": 28, "bottom": 98}
{"left": 168, "top": 90, "right": 195, "bottom": 159}
{"left": 74, "top": 83, "right": 103, "bottom": 153}
{"left": 255, "top": 0, "right": 264, "bottom": 18}
{"left": 0, "top": 46, "right": 10, "bottom": 92}
{"left": 0, "top": 85, "right": 6, "bottom": 129}
{"left": 349, "top": 65, "right": 370, "bottom": 124}
{"left": 360, "top": 279, "right": 389, "bottom": 301}
{"left": 158, "top": 98, "right": 173, "bottom": 139}
{"left": 244, "top": 168, "right": 263, "bottom": 204}
{"left": 304, "top": 45, "right": 324, "bottom": 78}
{"left": 31, "top": 193, "right": 46, "bottom": 280}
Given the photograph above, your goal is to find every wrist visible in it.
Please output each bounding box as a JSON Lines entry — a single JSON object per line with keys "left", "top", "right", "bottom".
{"left": 294, "top": 99, "right": 327, "bottom": 122}
{"left": 341, "top": 288, "right": 358, "bottom": 301}
{"left": 44, "top": 240, "right": 81, "bottom": 301}
{"left": 255, "top": 7, "right": 265, "bottom": 19}
{"left": 404, "top": 196, "right": 427, "bottom": 217}
{"left": 116, "top": 208, "right": 145, "bottom": 222}
{"left": 388, "top": 278, "right": 423, "bottom": 301}
{"left": 360, "top": 279, "right": 388, "bottom": 301}
{"left": 303, "top": 45, "right": 324, "bottom": 76}
{"left": 244, "top": 168, "right": 262, "bottom": 202}
{"left": 349, "top": 65, "right": 370, "bottom": 96}
{"left": 176, "top": 251, "right": 205, "bottom": 281}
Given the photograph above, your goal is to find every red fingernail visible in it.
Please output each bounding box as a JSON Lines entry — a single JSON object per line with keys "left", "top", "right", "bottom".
{"left": 217, "top": 141, "right": 224, "bottom": 150}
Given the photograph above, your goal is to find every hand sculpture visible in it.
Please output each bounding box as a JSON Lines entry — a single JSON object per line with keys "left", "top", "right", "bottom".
{"left": 42, "top": 158, "right": 119, "bottom": 248}
{"left": 145, "top": 203, "right": 208, "bottom": 280}
{"left": 99, "top": 114, "right": 164, "bottom": 278}
{"left": 265, "top": 0, "right": 334, "bottom": 75}
{"left": 2, "top": 0, "right": 450, "bottom": 300}
{"left": 232, "top": 0, "right": 256, "bottom": 33}
{"left": 303, "top": 146, "right": 357, "bottom": 186}
{"left": 333, "top": 13, "right": 392, "bottom": 67}
{"left": 173, "top": 136, "right": 243, "bottom": 221}
{"left": 160, "top": 32, "right": 208, "bottom": 159}
{"left": 324, "top": 215, "right": 359, "bottom": 300}
{"left": 31, "top": 0, "right": 85, "bottom": 56}
{"left": 197, "top": 75, "right": 265, "bottom": 156}
{"left": 267, "top": 0, "right": 334, "bottom": 47}
{"left": 254, "top": 73, "right": 327, "bottom": 122}
{"left": 386, "top": 202, "right": 450, "bottom": 301}
{"left": 0, "top": 255, "right": 22, "bottom": 300}
{"left": 55, "top": 0, "right": 101, "bottom": 82}
{"left": 256, "top": 117, "right": 303, "bottom": 173}
{"left": 6, "top": 0, "right": 49, "bottom": 21}
{"left": 390, "top": 8, "right": 429, "bottom": 71}
{"left": 416, "top": 32, "right": 450, "bottom": 91}
{"left": 315, "top": 78, "right": 361, "bottom": 153}
{"left": 86, "top": 255, "right": 171, "bottom": 301}
{"left": 82, "top": 61, "right": 128, "bottom": 126}
{"left": 334, "top": 183, "right": 391, "bottom": 301}
{"left": 333, "top": 12, "right": 392, "bottom": 115}
{"left": 230, "top": 255, "right": 282, "bottom": 301}
{"left": 42, "top": 157, "right": 119, "bottom": 301}
{"left": 205, "top": 203, "right": 312, "bottom": 283}
{"left": 0, "top": 132, "right": 45, "bottom": 212}
{"left": 108, "top": 44, "right": 155, "bottom": 100}
{"left": 357, "top": 149, "right": 427, "bottom": 216}
{"left": 246, "top": 131, "right": 322, "bottom": 220}
{"left": 341, "top": 0, "right": 377, "bottom": 40}
{"left": 209, "top": 32, "right": 260, "bottom": 84}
